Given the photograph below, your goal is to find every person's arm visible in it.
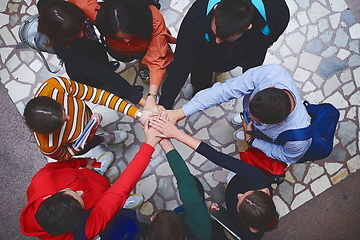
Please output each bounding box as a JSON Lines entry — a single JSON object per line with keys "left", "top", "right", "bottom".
{"left": 160, "top": 139, "right": 211, "bottom": 240}
{"left": 142, "top": 6, "right": 176, "bottom": 94}
{"left": 84, "top": 119, "right": 160, "bottom": 238}
{"left": 151, "top": 116, "right": 268, "bottom": 186}
{"left": 53, "top": 42, "right": 144, "bottom": 105}
{"left": 48, "top": 77, "right": 140, "bottom": 119}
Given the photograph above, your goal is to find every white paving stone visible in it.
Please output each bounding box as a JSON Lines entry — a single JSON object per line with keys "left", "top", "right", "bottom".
{"left": 0, "top": 27, "right": 17, "bottom": 45}
{"left": 328, "top": 0, "right": 348, "bottom": 12}
{"left": 170, "top": 0, "right": 190, "bottom": 12}
{"left": 339, "top": 68, "right": 352, "bottom": 83}
{"left": 285, "top": 32, "right": 306, "bottom": 54}
{"left": 346, "top": 155, "right": 360, "bottom": 173}
{"left": 318, "top": 18, "right": 329, "bottom": 33}
{"left": 285, "top": 0, "right": 298, "bottom": 15}
{"left": 353, "top": 67, "right": 360, "bottom": 88}
{"left": 342, "top": 82, "right": 355, "bottom": 96}
{"left": 193, "top": 127, "right": 210, "bottom": 140}
{"left": 348, "top": 91, "right": 360, "bottom": 106}
{"left": 324, "top": 92, "right": 348, "bottom": 108}
{"left": 12, "top": 65, "right": 35, "bottom": 84}
{"left": 329, "top": 13, "right": 341, "bottom": 29}
{"left": 279, "top": 45, "right": 292, "bottom": 58}
{"left": 298, "top": 52, "right": 322, "bottom": 71}
{"left": 297, "top": 11, "right": 309, "bottom": 25}
{"left": 0, "top": 0, "right": 7, "bottom": 12}
{"left": 321, "top": 46, "right": 338, "bottom": 57}
{"left": 291, "top": 189, "right": 313, "bottom": 210}
{"left": 0, "top": 68, "right": 10, "bottom": 84}
{"left": 0, "top": 13, "right": 9, "bottom": 28}
{"left": 190, "top": 153, "right": 207, "bottom": 167}
{"left": 347, "top": 141, "right": 357, "bottom": 156}
{"left": 346, "top": 107, "right": 356, "bottom": 120}
{"left": 349, "top": 23, "right": 360, "bottom": 39}
{"left": 294, "top": 183, "right": 305, "bottom": 194}
{"left": 30, "top": 58, "right": 44, "bottom": 73}
{"left": 310, "top": 175, "right": 332, "bottom": 196}
{"left": 293, "top": 68, "right": 311, "bottom": 82}
{"left": 155, "top": 162, "right": 172, "bottom": 176}
{"left": 136, "top": 174, "right": 157, "bottom": 201}
{"left": 337, "top": 49, "right": 351, "bottom": 60}
{"left": 0, "top": 47, "right": 12, "bottom": 63}
{"left": 307, "top": 25, "right": 318, "bottom": 41}
{"left": 325, "top": 162, "right": 343, "bottom": 175}
{"left": 323, "top": 75, "right": 341, "bottom": 96}
{"left": 204, "top": 172, "right": 218, "bottom": 188}
{"left": 304, "top": 163, "right": 324, "bottom": 184}
{"left": 193, "top": 114, "right": 211, "bottom": 130}
{"left": 304, "top": 90, "right": 324, "bottom": 104}
{"left": 283, "top": 56, "right": 298, "bottom": 72}
{"left": 308, "top": 2, "right": 330, "bottom": 23}
{"left": 5, "top": 80, "right": 31, "bottom": 102}
{"left": 7, "top": 54, "right": 21, "bottom": 72}
{"left": 203, "top": 105, "right": 225, "bottom": 118}
{"left": 334, "top": 28, "right": 349, "bottom": 48}
{"left": 273, "top": 195, "right": 290, "bottom": 218}
{"left": 302, "top": 81, "right": 316, "bottom": 92}
{"left": 312, "top": 73, "right": 324, "bottom": 87}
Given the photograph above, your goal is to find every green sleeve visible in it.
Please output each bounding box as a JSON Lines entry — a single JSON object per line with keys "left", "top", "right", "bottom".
{"left": 166, "top": 149, "right": 211, "bottom": 240}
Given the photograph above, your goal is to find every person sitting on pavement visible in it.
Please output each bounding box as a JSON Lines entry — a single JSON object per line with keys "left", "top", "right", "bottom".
{"left": 158, "top": 0, "right": 290, "bottom": 109}
{"left": 147, "top": 138, "right": 211, "bottom": 240}
{"left": 69, "top": 0, "right": 176, "bottom": 108}
{"left": 24, "top": 76, "right": 148, "bottom": 161}
{"left": 37, "top": 0, "right": 147, "bottom": 107}
{"left": 165, "top": 64, "right": 311, "bottom": 164}
{"left": 20, "top": 118, "right": 160, "bottom": 239}
{"left": 149, "top": 114, "right": 279, "bottom": 240}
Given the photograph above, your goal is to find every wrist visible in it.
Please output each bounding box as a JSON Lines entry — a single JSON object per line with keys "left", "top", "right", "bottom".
{"left": 135, "top": 110, "right": 143, "bottom": 120}
{"left": 147, "top": 92, "right": 159, "bottom": 102}
{"left": 246, "top": 137, "right": 255, "bottom": 147}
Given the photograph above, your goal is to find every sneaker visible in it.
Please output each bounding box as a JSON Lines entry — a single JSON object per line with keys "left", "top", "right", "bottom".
{"left": 98, "top": 130, "right": 127, "bottom": 145}
{"left": 231, "top": 112, "right": 242, "bottom": 126}
{"left": 233, "top": 129, "right": 245, "bottom": 141}
{"left": 94, "top": 151, "right": 115, "bottom": 176}
{"left": 212, "top": 170, "right": 230, "bottom": 183}
{"left": 123, "top": 194, "right": 144, "bottom": 209}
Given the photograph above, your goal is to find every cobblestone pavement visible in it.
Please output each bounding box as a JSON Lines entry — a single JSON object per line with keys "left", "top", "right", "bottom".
{"left": 1, "top": 0, "right": 360, "bottom": 225}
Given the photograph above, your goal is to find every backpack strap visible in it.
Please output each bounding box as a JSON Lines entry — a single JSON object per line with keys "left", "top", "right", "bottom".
{"left": 251, "top": 0, "right": 270, "bottom": 35}
{"left": 275, "top": 125, "right": 313, "bottom": 146}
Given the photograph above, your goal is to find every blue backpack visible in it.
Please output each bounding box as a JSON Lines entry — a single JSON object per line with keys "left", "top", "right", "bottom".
{"left": 249, "top": 101, "right": 340, "bottom": 163}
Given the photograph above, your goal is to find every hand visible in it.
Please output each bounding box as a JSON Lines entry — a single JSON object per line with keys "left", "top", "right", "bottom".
{"left": 242, "top": 119, "right": 253, "bottom": 142}
{"left": 209, "top": 202, "right": 220, "bottom": 211}
{"left": 149, "top": 115, "right": 179, "bottom": 139}
{"left": 138, "top": 110, "right": 153, "bottom": 125}
{"left": 88, "top": 113, "right": 102, "bottom": 139}
{"left": 144, "top": 97, "right": 159, "bottom": 113}
{"left": 143, "top": 118, "right": 162, "bottom": 147}
{"left": 164, "top": 108, "right": 185, "bottom": 124}
{"left": 85, "top": 158, "right": 96, "bottom": 170}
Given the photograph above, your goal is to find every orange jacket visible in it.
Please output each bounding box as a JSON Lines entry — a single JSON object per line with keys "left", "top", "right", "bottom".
{"left": 69, "top": 0, "right": 176, "bottom": 86}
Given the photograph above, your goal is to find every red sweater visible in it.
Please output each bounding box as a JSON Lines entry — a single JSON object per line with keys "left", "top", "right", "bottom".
{"left": 20, "top": 143, "right": 154, "bottom": 239}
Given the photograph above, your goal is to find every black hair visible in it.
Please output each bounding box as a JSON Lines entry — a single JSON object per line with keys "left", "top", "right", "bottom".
{"left": 35, "top": 191, "right": 84, "bottom": 235}
{"left": 148, "top": 210, "right": 185, "bottom": 240}
{"left": 24, "top": 96, "right": 64, "bottom": 134}
{"left": 214, "top": 0, "right": 254, "bottom": 41}
{"left": 38, "top": 0, "right": 85, "bottom": 47}
{"left": 249, "top": 88, "right": 291, "bottom": 124}
{"left": 97, "top": 0, "right": 153, "bottom": 40}
{"left": 238, "top": 191, "right": 279, "bottom": 232}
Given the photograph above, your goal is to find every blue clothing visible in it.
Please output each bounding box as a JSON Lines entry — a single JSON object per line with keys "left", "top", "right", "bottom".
{"left": 196, "top": 142, "right": 270, "bottom": 240}
{"left": 183, "top": 64, "right": 311, "bottom": 163}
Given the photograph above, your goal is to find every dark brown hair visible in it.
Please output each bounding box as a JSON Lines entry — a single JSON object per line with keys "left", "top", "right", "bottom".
{"left": 238, "top": 191, "right": 279, "bottom": 232}
{"left": 148, "top": 210, "right": 185, "bottom": 240}
{"left": 214, "top": 0, "right": 254, "bottom": 40}
{"left": 38, "top": 0, "right": 85, "bottom": 47}
{"left": 24, "top": 96, "right": 64, "bottom": 134}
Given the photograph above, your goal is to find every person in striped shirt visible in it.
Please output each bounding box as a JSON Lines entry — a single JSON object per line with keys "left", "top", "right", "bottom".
{"left": 24, "top": 76, "right": 146, "bottom": 161}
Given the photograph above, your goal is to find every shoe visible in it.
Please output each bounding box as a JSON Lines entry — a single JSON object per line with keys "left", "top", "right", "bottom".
{"left": 134, "top": 85, "right": 144, "bottom": 92}
{"left": 212, "top": 170, "right": 230, "bottom": 183}
{"left": 233, "top": 129, "right": 245, "bottom": 141}
{"left": 94, "top": 151, "right": 115, "bottom": 176}
{"left": 98, "top": 130, "right": 128, "bottom": 145}
{"left": 231, "top": 112, "right": 242, "bottom": 125}
{"left": 139, "top": 67, "right": 150, "bottom": 80}
{"left": 108, "top": 61, "right": 120, "bottom": 71}
{"left": 123, "top": 194, "right": 144, "bottom": 209}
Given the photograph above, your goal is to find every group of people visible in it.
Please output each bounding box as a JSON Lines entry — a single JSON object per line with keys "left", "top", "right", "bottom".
{"left": 18, "top": 0, "right": 316, "bottom": 239}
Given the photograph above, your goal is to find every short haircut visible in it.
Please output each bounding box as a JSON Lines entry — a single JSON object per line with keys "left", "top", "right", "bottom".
{"left": 35, "top": 192, "right": 84, "bottom": 236}
{"left": 148, "top": 210, "right": 185, "bottom": 240}
{"left": 238, "top": 191, "right": 279, "bottom": 232}
{"left": 249, "top": 88, "right": 291, "bottom": 124}
{"left": 24, "top": 96, "right": 64, "bottom": 134}
{"left": 97, "top": 0, "right": 153, "bottom": 40}
{"left": 214, "top": 0, "right": 254, "bottom": 40}
{"left": 38, "top": 0, "right": 85, "bottom": 47}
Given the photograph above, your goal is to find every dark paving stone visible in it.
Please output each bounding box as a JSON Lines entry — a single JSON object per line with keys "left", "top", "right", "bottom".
{"left": 306, "top": 39, "right": 324, "bottom": 53}
{"left": 158, "top": 178, "right": 175, "bottom": 199}
{"left": 338, "top": 120, "right": 357, "bottom": 146}
{"left": 318, "top": 57, "right": 347, "bottom": 78}
{"left": 292, "top": 164, "right": 307, "bottom": 182}
{"left": 331, "top": 148, "right": 347, "bottom": 162}
{"left": 342, "top": 9, "right": 357, "bottom": 24}
{"left": 278, "top": 181, "right": 294, "bottom": 204}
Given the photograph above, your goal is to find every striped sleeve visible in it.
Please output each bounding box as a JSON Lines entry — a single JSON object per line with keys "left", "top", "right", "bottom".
{"left": 54, "top": 77, "right": 139, "bottom": 118}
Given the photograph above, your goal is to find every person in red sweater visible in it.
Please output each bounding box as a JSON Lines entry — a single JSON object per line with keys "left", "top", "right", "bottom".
{"left": 20, "top": 119, "right": 160, "bottom": 239}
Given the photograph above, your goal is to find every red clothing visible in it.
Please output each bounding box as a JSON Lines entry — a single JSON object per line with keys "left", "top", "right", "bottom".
{"left": 69, "top": 0, "right": 176, "bottom": 86}
{"left": 20, "top": 143, "right": 154, "bottom": 240}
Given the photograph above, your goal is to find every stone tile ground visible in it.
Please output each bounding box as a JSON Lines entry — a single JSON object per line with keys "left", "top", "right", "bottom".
{"left": 1, "top": 0, "right": 359, "bottom": 223}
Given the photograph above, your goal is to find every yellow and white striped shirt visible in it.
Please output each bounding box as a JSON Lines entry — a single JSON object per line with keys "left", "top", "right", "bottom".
{"left": 33, "top": 76, "right": 138, "bottom": 161}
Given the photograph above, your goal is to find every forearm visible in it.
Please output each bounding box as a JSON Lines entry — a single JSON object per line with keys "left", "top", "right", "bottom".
{"left": 172, "top": 129, "right": 201, "bottom": 151}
